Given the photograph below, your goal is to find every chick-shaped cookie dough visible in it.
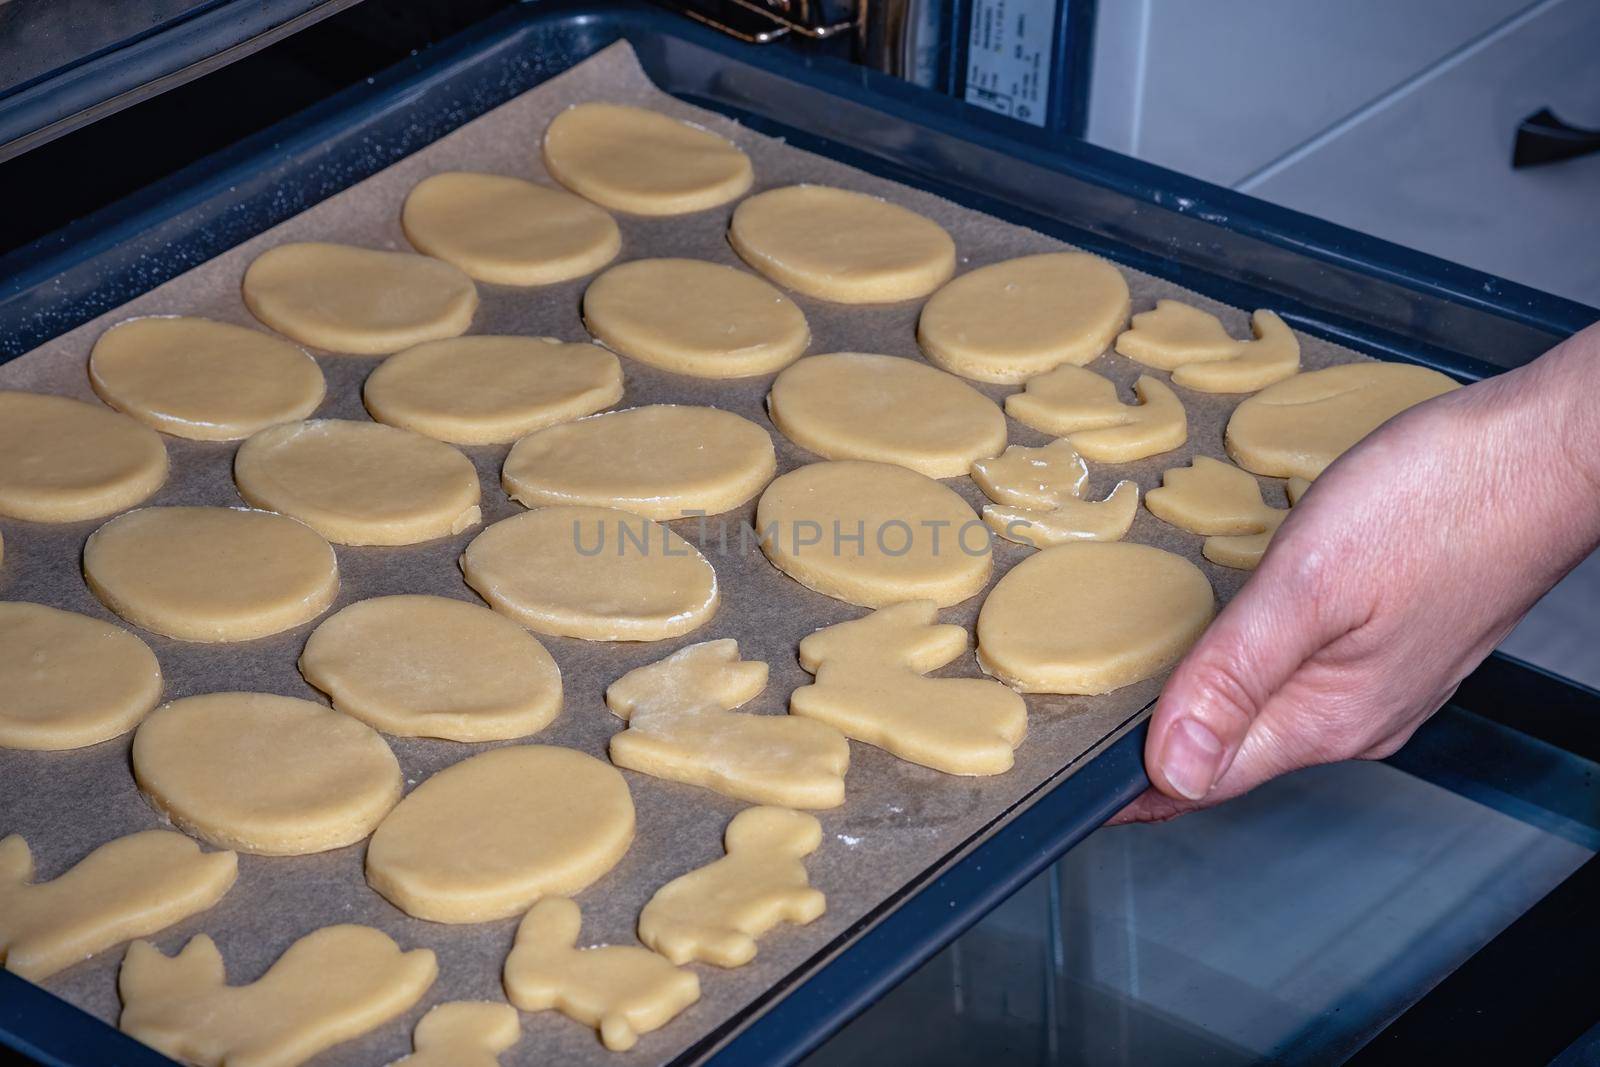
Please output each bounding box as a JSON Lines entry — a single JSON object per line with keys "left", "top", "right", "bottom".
{"left": 120, "top": 925, "right": 437, "bottom": 1067}
{"left": 971, "top": 440, "right": 1139, "bottom": 546}
{"left": 790, "top": 601, "right": 1027, "bottom": 775}
{"left": 639, "top": 807, "right": 825, "bottom": 968}
{"left": 1145, "top": 456, "right": 1310, "bottom": 569}
{"left": 1115, "top": 301, "right": 1300, "bottom": 393}
{"left": 390, "top": 1002, "right": 521, "bottom": 1067}
{"left": 606, "top": 640, "right": 850, "bottom": 809}
{"left": 1004, "top": 366, "right": 1186, "bottom": 462}
{"left": 503, "top": 897, "right": 699, "bottom": 1052}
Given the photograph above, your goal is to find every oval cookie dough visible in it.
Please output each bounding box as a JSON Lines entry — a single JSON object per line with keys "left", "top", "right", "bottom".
{"left": 542, "top": 102, "right": 752, "bottom": 216}
{"left": 461, "top": 506, "right": 718, "bottom": 641}
{"left": 767, "top": 353, "right": 1005, "bottom": 477}
{"left": 976, "top": 542, "right": 1214, "bottom": 694}
{"left": 0, "top": 603, "right": 162, "bottom": 750}
{"left": 234, "top": 419, "right": 481, "bottom": 545}
{"left": 918, "top": 253, "right": 1131, "bottom": 383}
{"left": 502, "top": 405, "right": 775, "bottom": 520}
{"left": 755, "top": 460, "right": 990, "bottom": 607}
{"left": 0, "top": 391, "right": 167, "bottom": 522}
{"left": 729, "top": 185, "right": 956, "bottom": 304}
{"left": 582, "top": 259, "right": 809, "bottom": 378}
{"left": 300, "top": 595, "right": 562, "bottom": 742}
{"left": 242, "top": 243, "right": 477, "bottom": 355}
{"left": 84, "top": 506, "right": 338, "bottom": 642}
{"left": 88, "top": 317, "right": 325, "bottom": 441}
{"left": 366, "top": 745, "right": 635, "bottom": 923}
{"left": 132, "top": 692, "right": 402, "bottom": 855}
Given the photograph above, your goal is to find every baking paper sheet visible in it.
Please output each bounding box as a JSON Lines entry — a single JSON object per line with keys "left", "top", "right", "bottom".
{"left": 0, "top": 41, "right": 1374, "bottom": 1066}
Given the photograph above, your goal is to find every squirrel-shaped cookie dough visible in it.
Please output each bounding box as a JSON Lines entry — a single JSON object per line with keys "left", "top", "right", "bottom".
{"left": 1115, "top": 300, "right": 1300, "bottom": 393}
{"left": 389, "top": 1002, "right": 521, "bottom": 1067}
{"left": 971, "top": 439, "right": 1139, "bottom": 546}
{"left": 1004, "top": 366, "right": 1187, "bottom": 462}
{"left": 1146, "top": 456, "right": 1310, "bottom": 569}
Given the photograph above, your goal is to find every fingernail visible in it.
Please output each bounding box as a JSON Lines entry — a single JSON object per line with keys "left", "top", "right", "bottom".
{"left": 1161, "top": 718, "right": 1225, "bottom": 800}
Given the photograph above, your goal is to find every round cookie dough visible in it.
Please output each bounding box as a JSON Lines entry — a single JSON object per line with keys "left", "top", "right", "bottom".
{"left": 542, "top": 102, "right": 752, "bottom": 216}
{"left": 755, "top": 460, "right": 991, "bottom": 607}
{"left": 363, "top": 336, "right": 622, "bottom": 445}
{"left": 767, "top": 353, "right": 1006, "bottom": 477}
{"left": 976, "top": 542, "right": 1214, "bottom": 694}
{"left": 729, "top": 185, "right": 956, "bottom": 304}
{"left": 84, "top": 506, "right": 338, "bottom": 642}
{"left": 917, "top": 253, "right": 1132, "bottom": 383}
{"left": 461, "top": 506, "right": 718, "bottom": 641}
{"left": 401, "top": 171, "right": 620, "bottom": 286}
{"left": 132, "top": 692, "right": 402, "bottom": 855}
{"left": 234, "top": 419, "right": 481, "bottom": 546}
{"left": 88, "top": 317, "right": 326, "bottom": 441}
{"left": 242, "top": 243, "right": 477, "bottom": 355}
{"left": 1226, "top": 362, "right": 1461, "bottom": 480}
{"left": 0, "top": 602, "right": 163, "bottom": 750}
{"left": 582, "top": 259, "right": 809, "bottom": 378}
{"left": 300, "top": 594, "right": 562, "bottom": 742}
{"left": 0, "top": 391, "right": 167, "bottom": 522}
{"left": 503, "top": 404, "right": 775, "bottom": 520}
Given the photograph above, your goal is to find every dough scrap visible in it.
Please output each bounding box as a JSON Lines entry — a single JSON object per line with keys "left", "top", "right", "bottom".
{"left": 234, "top": 419, "right": 481, "bottom": 546}
{"left": 299, "top": 594, "right": 562, "bottom": 742}
{"left": 543, "top": 102, "right": 752, "bottom": 216}
{"left": 132, "top": 692, "right": 402, "bottom": 856}
{"left": 1004, "top": 367, "right": 1187, "bottom": 462}
{"left": 0, "top": 831, "right": 236, "bottom": 981}
{"left": 120, "top": 925, "right": 437, "bottom": 1067}
{"left": 1227, "top": 362, "right": 1460, "bottom": 480}
{"left": 639, "top": 807, "right": 825, "bottom": 967}
{"left": 1146, "top": 457, "right": 1309, "bottom": 569}
{"left": 918, "top": 253, "right": 1131, "bottom": 383}
{"left": 1115, "top": 301, "right": 1300, "bottom": 393}
{"left": 582, "top": 258, "right": 809, "bottom": 378}
{"left": 502, "top": 404, "right": 776, "bottom": 520}
{"left": 366, "top": 745, "right": 634, "bottom": 923}
{"left": 363, "top": 336, "right": 623, "bottom": 445}
{"left": 791, "top": 601, "right": 1026, "bottom": 775}
{"left": 242, "top": 243, "right": 477, "bottom": 356}
{"left": 977, "top": 542, "right": 1214, "bottom": 694}
{"left": 971, "top": 440, "right": 1138, "bottom": 545}
{"left": 84, "top": 506, "right": 338, "bottom": 642}
{"left": 767, "top": 352, "right": 1006, "bottom": 478}
{"left": 729, "top": 185, "right": 956, "bottom": 304}
{"left": 402, "top": 171, "right": 620, "bottom": 285}
{"left": 461, "top": 506, "right": 718, "bottom": 641}
{"left": 391, "top": 1002, "right": 522, "bottom": 1067}
{"left": 606, "top": 640, "right": 849, "bottom": 809}
{"left": 503, "top": 897, "right": 700, "bottom": 1052}
{"left": 0, "top": 391, "right": 167, "bottom": 522}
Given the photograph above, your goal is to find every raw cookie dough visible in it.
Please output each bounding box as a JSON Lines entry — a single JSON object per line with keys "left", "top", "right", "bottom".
{"left": 767, "top": 353, "right": 1006, "bottom": 477}
{"left": 606, "top": 641, "right": 849, "bottom": 809}
{"left": 729, "top": 185, "right": 956, "bottom": 304}
{"left": 0, "top": 391, "right": 167, "bottom": 522}
{"left": 366, "top": 745, "right": 634, "bottom": 923}
{"left": 1004, "top": 367, "right": 1187, "bottom": 462}
{"left": 791, "top": 601, "right": 1027, "bottom": 775}
{"left": 0, "top": 831, "right": 236, "bottom": 981}
{"left": 1226, "top": 362, "right": 1461, "bottom": 480}
{"left": 300, "top": 595, "right": 562, "bottom": 742}
{"left": 88, "top": 317, "right": 326, "bottom": 440}
{"left": 755, "top": 460, "right": 991, "bottom": 608}
{"left": 0, "top": 602, "right": 163, "bottom": 750}
{"left": 392, "top": 1002, "right": 522, "bottom": 1067}
{"left": 120, "top": 925, "right": 437, "bottom": 1067}
{"left": 1115, "top": 301, "right": 1300, "bottom": 393}
{"left": 503, "top": 897, "right": 700, "bottom": 1052}
{"left": 401, "top": 171, "right": 620, "bottom": 285}
{"left": 582, "top": 259, "right": 809, "bottom": 378}
{"left": 1147, "top": 457, "right": 1309, "bottom": 569}
{"left": 977, "top": 542, "right": 1214, "bottom": 694}
{"left": 503, "top": 404, "right": 776, "bottom": 520}
{"left": 242, "top": 243, "right": 477, "bottom": 356}
{"left": 543, "top": 102, "right": 753, "bottom": 216}
{"left": 971, "top": 440, "right": 1138, "bottom": 546}
{"left": 84, "top": 506, "right": 338, "bottom": 642}
{"left": 234, "top": 419, "right": 481, "bottom": 546}
{"left": 461, "top": 506, "right": 719, "bottom": 641}
{"left": 363, "top": 336, "right": 623, "bottom": 445}
{"left": 132, "top": 692, "right": 402, "bottom": 856}
{"left": 918, "top": 253, "right": 1132, "bottom": 383}
{"left": 638, "top": 807, "right": 825, "bottom": 967}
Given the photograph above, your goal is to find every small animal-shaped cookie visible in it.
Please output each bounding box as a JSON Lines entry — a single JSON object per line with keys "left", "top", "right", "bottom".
{"left": 970, "top": 440, "right": 1139, "bottom": 546}
{"left": 1115, "top": 300, "right": 1300, "bottom": 392}
{"left": 1004, "top": 367, "right": 1187, "bottom": 462}
{"left": 389, "top": 1001, "right": 521, "bottom": 1067}
{"left": 1145, "top": 456, "right": 1310, "bottom": 569}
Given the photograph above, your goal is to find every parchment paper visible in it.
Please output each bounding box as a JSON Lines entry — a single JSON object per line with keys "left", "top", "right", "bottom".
{"left": 0, "top": 41, "right": 1374, "bottom": 1066}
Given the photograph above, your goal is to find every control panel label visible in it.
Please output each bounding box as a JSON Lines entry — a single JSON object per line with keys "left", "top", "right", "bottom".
{"left": 964, "top": 0, "right": 1055, "bottom": 127}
